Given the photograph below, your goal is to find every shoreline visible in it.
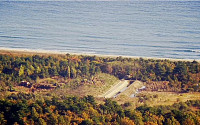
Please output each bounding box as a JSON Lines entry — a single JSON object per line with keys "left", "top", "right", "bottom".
{"left": 0, "top": 47, "right": 199, "bottom": 62}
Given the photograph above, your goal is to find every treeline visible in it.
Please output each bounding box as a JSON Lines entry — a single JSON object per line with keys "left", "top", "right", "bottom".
{"left": 0, "top": 94, "right": 200, "bottom": 125}
{"left": 0, "top": 54, "right": 199, "bottom": 92}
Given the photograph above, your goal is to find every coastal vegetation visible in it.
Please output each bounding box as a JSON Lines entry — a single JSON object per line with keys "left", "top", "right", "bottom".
{"left": 0, "top": 51, "right": 200, "bottom": 124}
{"left": 0, "top": 53, "right": 199, "bottom": 92}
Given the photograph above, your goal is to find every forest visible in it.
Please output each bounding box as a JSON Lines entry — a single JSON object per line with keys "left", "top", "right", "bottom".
{"left": 0, "top": 53, "right": 199, "bottom": 92}
{"left": 0, "top": 53, "right": 200, "bottom": 124}
{"left": 0, "top": 93, "right": 200, "bottom": 125}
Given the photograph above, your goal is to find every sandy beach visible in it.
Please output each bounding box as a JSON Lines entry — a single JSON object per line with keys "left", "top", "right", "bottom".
{"left": 0, "top": 47, "right": 199, "bottom": 62}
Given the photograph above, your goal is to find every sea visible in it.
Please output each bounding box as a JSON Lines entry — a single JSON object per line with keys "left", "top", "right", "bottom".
{"left": 0, "top": 1, "right": 200, "bottom": 59}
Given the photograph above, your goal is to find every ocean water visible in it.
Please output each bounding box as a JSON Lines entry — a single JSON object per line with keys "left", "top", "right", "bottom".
{"left": 0, "top": 1, "right": 200, "bottom": 59}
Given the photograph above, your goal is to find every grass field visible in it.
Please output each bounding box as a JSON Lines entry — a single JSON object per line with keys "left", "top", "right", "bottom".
{"left": 33, "top": 73, "right": 119, "bottom": 99}
{"left": 113, "top": 91, "right": 200, "bottom": 109}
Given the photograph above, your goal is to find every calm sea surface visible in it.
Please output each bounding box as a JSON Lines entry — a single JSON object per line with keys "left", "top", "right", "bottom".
{"left": 0, "top": 1, "right": 200, "bottom": 59}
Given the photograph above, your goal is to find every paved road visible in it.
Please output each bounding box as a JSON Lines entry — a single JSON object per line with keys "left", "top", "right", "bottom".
{"left": 103, "top": 80, "right": 129, "bottom": 98}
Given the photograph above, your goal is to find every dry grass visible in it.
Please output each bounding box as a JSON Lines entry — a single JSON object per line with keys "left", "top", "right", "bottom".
{"left": 112, "top": 91, "right": 200, "bottom": 109}
{"left": 41, "top": 73, "right": 119, "bottom": 98}
{"left": 139, "top": 91, "right": 200, "bottom": 106}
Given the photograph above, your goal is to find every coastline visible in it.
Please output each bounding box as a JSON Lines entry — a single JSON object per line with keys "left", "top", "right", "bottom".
{"left": 0, "top": 47, "right": 199, "bottom": 62}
